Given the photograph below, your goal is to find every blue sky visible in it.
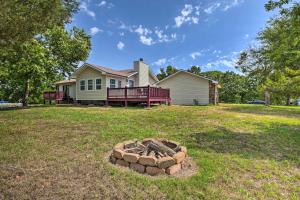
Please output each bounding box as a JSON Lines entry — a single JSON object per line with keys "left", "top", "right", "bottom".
{"left": 70, "top": 0, "right": 273, "bottom": 74}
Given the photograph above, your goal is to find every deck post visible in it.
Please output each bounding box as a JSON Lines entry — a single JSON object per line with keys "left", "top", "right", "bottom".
{"left": 147, "top": 85, "right": 150, "bottom": 107}
{"left": 124, "top": 86, "right": 128, "bottom": 107}
{"left": 167, "top": 89, "right": 171, "bottom": 106}
{"left": 106, "top": 87, "right": 109, "bottom": 106}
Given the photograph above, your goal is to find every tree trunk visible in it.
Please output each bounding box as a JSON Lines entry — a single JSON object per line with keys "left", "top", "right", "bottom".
{"left": 22, "top": 79, "right": 30, "bottom": 107}
{"left": 286, "top": 96, "right": 291, "bottom": 106}
{"left": 264, "top": 90, "right": 270, "bottom": 106}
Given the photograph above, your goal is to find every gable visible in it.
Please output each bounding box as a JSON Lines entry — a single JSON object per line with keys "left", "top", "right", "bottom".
{"left": 76, "top": 66, "right": 105, "bottom": 80}
{"left": 156, "top": 70, "right": 216, "bottom": 85}
{"left": 156, "top": 71, "right": 210, "bottom": 105}
{"left": 157, "top": 71, "right": 210, "bottom": 87}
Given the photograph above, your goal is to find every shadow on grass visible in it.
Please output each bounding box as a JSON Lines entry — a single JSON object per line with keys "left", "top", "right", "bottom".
{"left": 191, "top": 125, "right": 300, "bottom": 164}
{"left": 222, "top": 104, "right": 300, "bottom": 118}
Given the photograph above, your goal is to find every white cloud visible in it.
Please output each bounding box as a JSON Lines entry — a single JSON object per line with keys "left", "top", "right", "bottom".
{"left": 98, "top": 1, "right": 106, "bottom": 7}
{"left": 181, "top": 4, "right": 193, "bottom": 16}
{"left": 154, "top": 58, "right": 167, "bottom": 66}
{"left": 117, "top": 41, "right": 125, "bottom": 50}
{"left": 223, "top": 0, "right": 243, "bottom": 11}
{"left": 97, "top": 0, "right": 114, "bottom": 8}
{"left": 135, "top": 25, "right": 152, "bottom": 36}
{"left": 120, "top": 32, "right": 125, "bottom": 36}
{"left": 80, "top": 2, "right": 96, "bottom": 19}
{"left": 203, "top": 52, "right": 239, "bottom": 70}
{"left": 90, "top": 27, "right": 102, "bottom": 36}
{"left": 154, "top": 29, "right": 176, "bottom": 43}
{"left": 175, "top": 16, "right": 185, "bottom": 28}
{"left": 174, "top": 4, "right": 199, "bottom": 28}
{"left": 139, "top": 35, "right": 154, "bottom": 46}
{"left": 119, "top": 21, "right": 134, "bottom": 32}
{"left": 118, "top": 22, "right": 177, "bottom": 46}
{"left": 190, "top": 52, "right": 202, "bottom": 60}
{"left": 244, "top": 34, "right": 249, "bottom": 39}
{"left": 204, "top": 3, "right": 221, "bottom": 14}
{"left": 213, "top": 50, "right": 222, "bottom": 54}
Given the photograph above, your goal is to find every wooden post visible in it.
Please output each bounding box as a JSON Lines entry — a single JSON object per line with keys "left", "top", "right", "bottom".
{"left": 106, "top": 87, "right": 109, "bottom": 106}
{"left": 124, "top": 86, "right": 128, "bottom": 107}
{"left": 167, "top": 89, "right": 171, "bottom": 106}
{"left": 147, "top": 85, "right": 150, "bottom": 107}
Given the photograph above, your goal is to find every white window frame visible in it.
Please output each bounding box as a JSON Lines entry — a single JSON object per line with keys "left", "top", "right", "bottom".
{"left": 87, "top": 79, "right": 94, "bottom": 91}
{"left": 95, "top": 78, "right": 102, "bottom": 90}
{"left": 80, "top": 79, "right": 86, "bottom": 91}
{"left": 118, "top": 80, "right": 122, "bottom": 88}
{"left": 110, "top": 79, "right": 116, "bottom": 88}
{"left": 129, "top": 80, "right": 134, "bottom": 88}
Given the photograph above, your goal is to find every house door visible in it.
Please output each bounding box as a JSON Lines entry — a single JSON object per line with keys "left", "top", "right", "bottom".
{"left": 63, "top": 85, "right": 69, "bottom": 96}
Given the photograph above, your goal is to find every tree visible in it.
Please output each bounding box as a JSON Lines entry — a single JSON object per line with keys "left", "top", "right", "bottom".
{"left": 262, "top": 68, "right": 300, "bottom": 105}
{"left": 265, "top": 0, "right": 293, "bottom": 11}
{"left": 157, "top": 65, "right": 178, "bottom": 80}
{"left": 201, "top": 71, "right": 260, "bottom": 103}
{"left": 0, "top": 26, "right": 91, "bottom": 106}
{"left": 166, "top": 65, "right": 178, "bottom": 76}
{"left": 200, "top": 71, "right": 224, "bottom": 82}
{"left": 0, "top": 0, "right": 79, "bottom": 46}
{"left": 237, "top": 2, "right": 300, "bottom": 104}
{"left": 0, "top": 0, "right": 91, "bottom": 106}
{"left": 187, "top": 66, "right": 201, "bottom": 75}
{"left": 156, "top": 68, "right": 167, "bottom": 80}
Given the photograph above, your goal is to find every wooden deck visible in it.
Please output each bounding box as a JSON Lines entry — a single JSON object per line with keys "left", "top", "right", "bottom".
{"left": 43, "top": 91, "right": 71, "bottom": 104}
{"left": 44, "top": 86, "right": 171, "bottom": 106}
{"left": 107, "top": 86, "right": 171, "bottom": 107}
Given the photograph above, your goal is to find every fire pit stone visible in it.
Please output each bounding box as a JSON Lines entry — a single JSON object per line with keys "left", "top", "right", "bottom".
{"left": 110, "top": 138, "right": 188, "bottom": 176}
{"left": 123, "top": 152, "right": 139, "bottom": 163}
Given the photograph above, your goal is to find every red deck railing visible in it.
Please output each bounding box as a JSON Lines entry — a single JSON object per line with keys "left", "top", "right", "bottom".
{"left": 43, "top": 91, "right": 65, "bottom": 101}
{"left": 107, "top": 86, "right": 171, "bottom": 106}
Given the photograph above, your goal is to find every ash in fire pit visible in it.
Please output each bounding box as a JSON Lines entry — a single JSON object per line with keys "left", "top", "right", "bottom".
{"left": 110, "top": 139, "right": 188, "bottom": 176}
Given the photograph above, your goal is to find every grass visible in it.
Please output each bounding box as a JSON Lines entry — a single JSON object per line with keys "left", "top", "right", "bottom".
{"left": 0, "top": 104, "right": 299, "bottom": 199}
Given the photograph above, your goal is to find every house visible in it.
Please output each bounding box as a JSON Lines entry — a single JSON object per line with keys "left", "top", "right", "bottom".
{"left": 155, "top": 70, "right": 219, "bottom": 105}
{"left": 46, "top": 58, "right": 218, "bottom": 106}
{"left": 52, "top": 59, "right": 170, "bottom": 106}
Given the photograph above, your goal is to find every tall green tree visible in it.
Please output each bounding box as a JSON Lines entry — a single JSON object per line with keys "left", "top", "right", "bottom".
{"left": 0, "top": 0, "right": 91, "bottom": 106}
{"left": 157, "top": 65, "right": 178, "bottom": 80}
{"left": 237, "top": 1, "right": 300, "bottom": 104}
{"left": 0, "top": 0, "right": 79, "bottom": 46}
{"left": 187, "top": 66, "right": 201, "bottom": 75}
{"left": 0, "top": 27, "right": 91, "bottom": 105}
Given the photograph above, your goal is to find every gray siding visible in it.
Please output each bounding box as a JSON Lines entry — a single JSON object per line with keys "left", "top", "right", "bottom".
{"left": 105, "top": 75, "right": 127, "bottom": 88}
{"left": 76, "top": 67, "right": 107, "bottom": 101}
{"left": 134, "top": 61, "right": 149, "bottom": 86}
{"left": 156, "top": 72, "right": 209, "bottom": 105}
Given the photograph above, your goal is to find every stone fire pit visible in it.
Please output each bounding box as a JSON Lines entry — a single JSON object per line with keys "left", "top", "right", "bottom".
{"left": 110, "top": 138, "right": 187, "bottom": 176}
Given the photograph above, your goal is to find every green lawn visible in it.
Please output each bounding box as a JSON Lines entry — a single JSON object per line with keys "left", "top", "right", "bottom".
{"left": 0, "top": 104, "right": 299, "bottom": 199}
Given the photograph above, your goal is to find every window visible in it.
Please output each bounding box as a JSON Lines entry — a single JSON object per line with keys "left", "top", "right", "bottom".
{"left": 118, "top": 80, "right": 122, "bottom": 88}
{"left": 110, "top": 79, "right": 116, "bottom": 88}
{"left": 88, "top": 79, "right": 93, "bottom": 90}
{"left": 129, "top": 80, "right": 134, "bottom": 87}
{"left": 95, "top": 78, "right": 101, "bottom": 90}
{"left": 80, "top": 80, "right": 85, "bottom": 91}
